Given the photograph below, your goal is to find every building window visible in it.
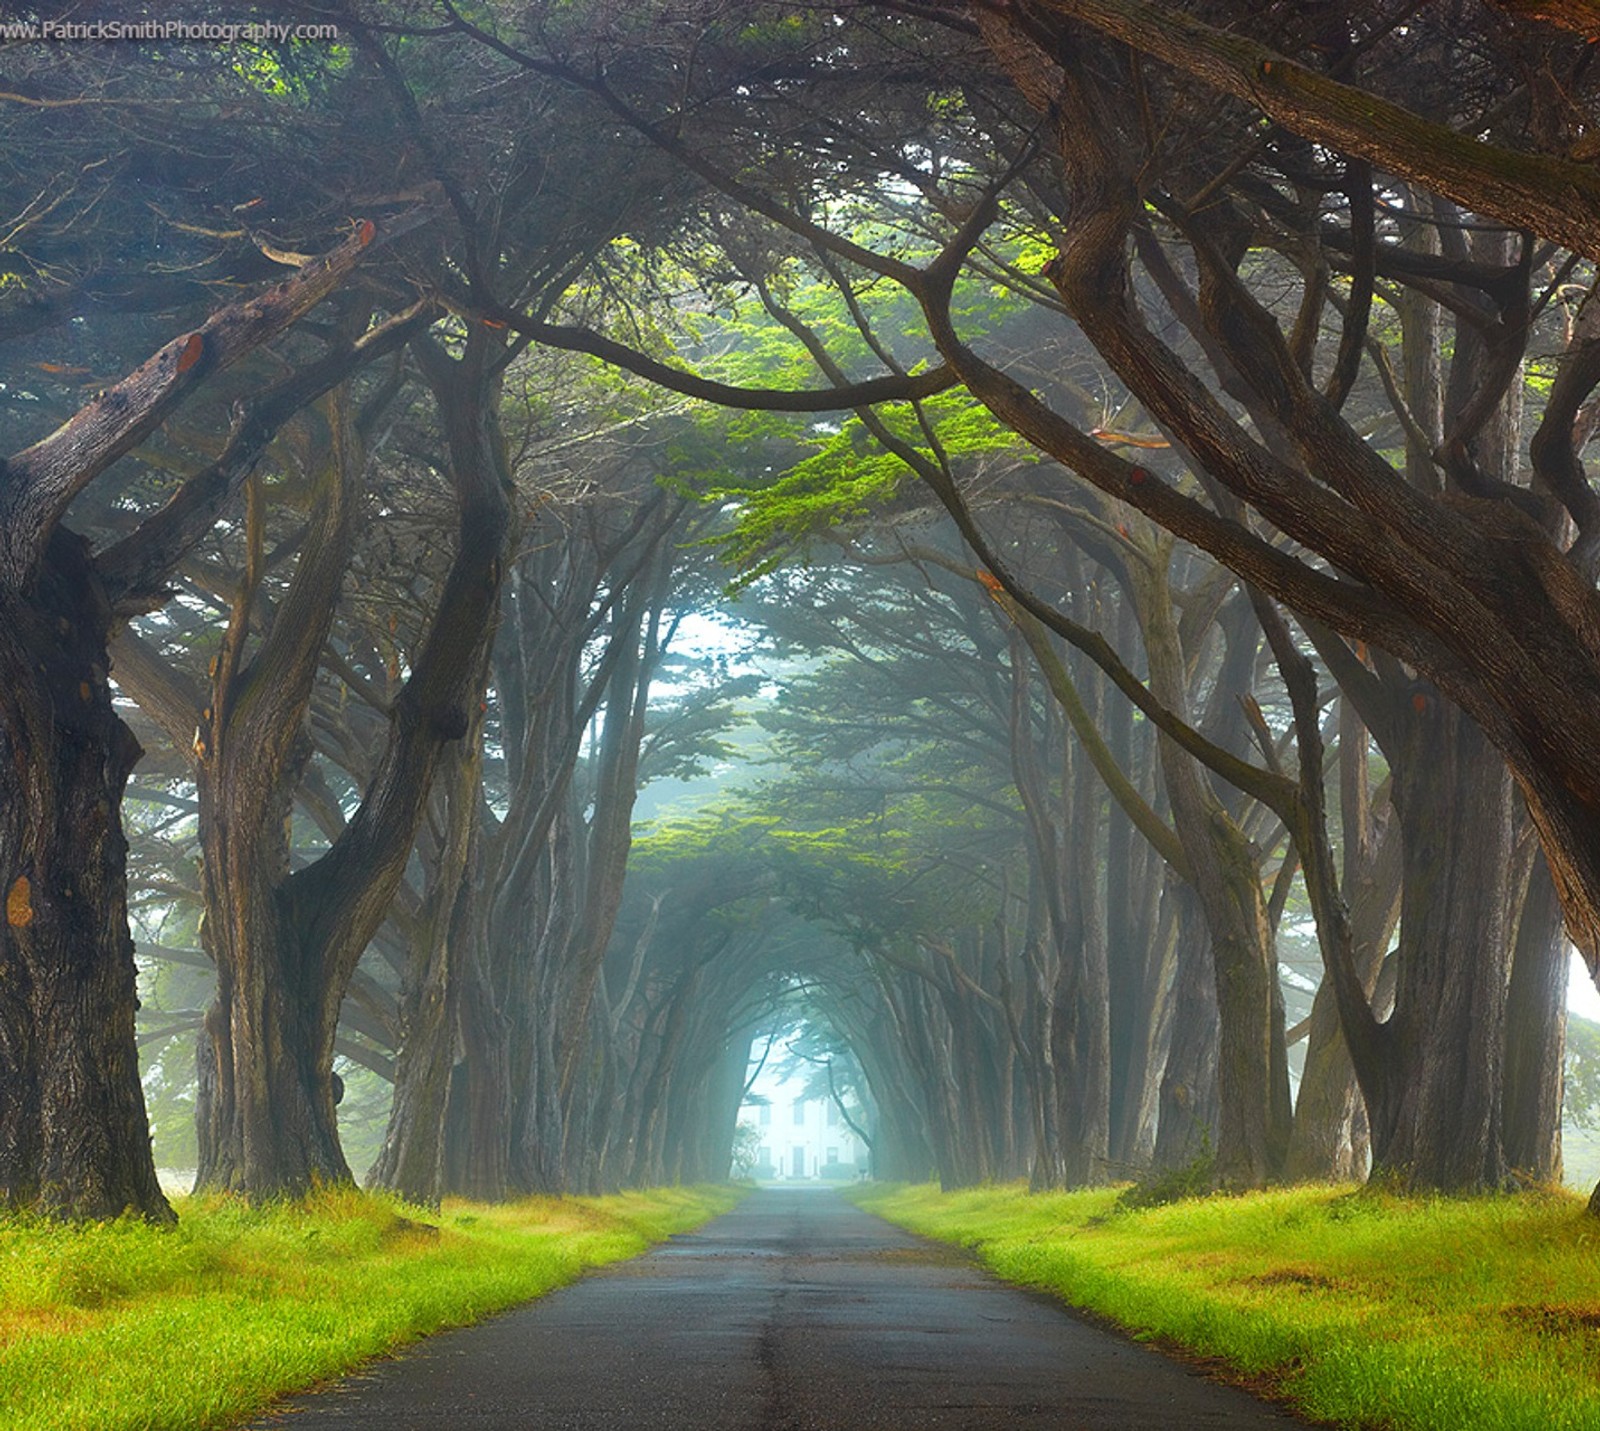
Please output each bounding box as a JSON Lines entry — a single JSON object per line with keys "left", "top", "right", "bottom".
{"left": 826, "top": 1147, "right": 839, "bottom": 1164}
{"left": 826, "top": 1102, "right": 840, "bottom": 1127}
{"left": 758, "top": 1103, "right": 771, "bottom": 1127}
{"left": 793, "top": 1098, "right": 806, "bottom": 1125}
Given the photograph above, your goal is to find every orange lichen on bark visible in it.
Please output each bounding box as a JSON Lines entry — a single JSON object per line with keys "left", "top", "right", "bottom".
{"left": 7, "top": 876, "right": 34, "bottom": 928}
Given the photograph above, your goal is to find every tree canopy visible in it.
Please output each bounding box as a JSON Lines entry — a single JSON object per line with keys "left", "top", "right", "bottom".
{"left": 1, "top": 0, "right": 1596, "bottom": 1220}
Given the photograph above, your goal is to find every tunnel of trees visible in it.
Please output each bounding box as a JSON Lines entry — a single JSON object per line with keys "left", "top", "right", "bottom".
{"left": 5, "top": 0, "right": 1600, "bottom": 1221}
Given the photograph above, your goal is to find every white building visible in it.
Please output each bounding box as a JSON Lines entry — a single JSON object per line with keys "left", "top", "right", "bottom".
{"left": 742, "top": 1069, "right": 866, "bottom": 1180}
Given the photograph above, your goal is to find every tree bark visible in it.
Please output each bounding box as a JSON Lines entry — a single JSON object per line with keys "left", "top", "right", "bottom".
{"left": 1369, "top": 700, "right": 1517, "bottom": 1188}
{"left": 1133, "top": 559, "right": 1288, "bottom": 1187}
{"left": 0, "top": 225, "right": 380, "bottom": 1220}
{"left": 1503, "top": 848, "right": 1568, "bottom": 1183}
{"left": 0, "top": 532, "right": 171, "bottom": 1221}
{"left": 368, "top": 722, "right": 484, "bottom": 1205}
{"left": 1028, "top": 0, "right": 1600, "bottom": 265}
{"left": 1283, "top": 702, "right": 1400, "bottom": 1182}
{"left": 1153, "top": 884, "right": 1219, "bottom": 1171}
{"left": 185, "top": 332, "right": 515, "bottom": 1198}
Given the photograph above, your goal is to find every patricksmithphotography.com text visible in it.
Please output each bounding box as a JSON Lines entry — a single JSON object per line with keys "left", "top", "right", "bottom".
{"left": 0, "top": 18, "right": 339, "bottom": 43}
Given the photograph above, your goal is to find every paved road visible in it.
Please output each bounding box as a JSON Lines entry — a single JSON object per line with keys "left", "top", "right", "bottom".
{"left": 248, "top": 1187, "right": 1310, "bottom": 1429}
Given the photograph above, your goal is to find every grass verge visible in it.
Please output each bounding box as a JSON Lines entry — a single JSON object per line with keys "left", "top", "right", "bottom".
{"left": 0, "top": 1182, "right": 744, "bottom": 1431}
{"left": 847, "top": 1180, "right": 1600, "bottom": 1431}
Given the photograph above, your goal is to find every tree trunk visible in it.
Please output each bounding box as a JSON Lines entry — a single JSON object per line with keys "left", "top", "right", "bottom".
{"left": 848, "top": 1001, "right": 937, "bottom": 1181}
{"left": 1153, "top": 883, "right": 1219, "bottom": 1170}
{"left": 1056, "top": 688, "right": 1111, "bottom": 1186}
{"left": 1284, "top": 983, "right": 1365, "bottom": 1182}
{"left": 1102, "top": 597, "right": 1152, "bottom": 1166}
{"left": 1503, "top": 849, "right": 1567, "bottom": 1183}
{"left": 1108, "top": 851, "right": 1174, "bottom": 1172}
{"left": 0, "top": 533, "right": 172, "bottom": 1221}
{"left": 1284, "top": 738, "right": 1400, "bottom": 1182}
{"left": 442, "top": 946, "right": 513, "bottom": 1202}
{"left": 1136, "top": 563, "right": 1286, "bottom": 1187}
{"left": 698, "top": 1034, "right": 752, "bottom": 1183}
{"left": 368, "top": 731, "right": 483, "bottom": 1204}
{"left": 190, "top": 400, "right": 362, "bottom": 1195}
{"left": 192, "top": 335, "right": 513, "bottom": 1198}
{"left": 0, "top": 228, "right": 380, "bottom": 1221}
{"left": 629, "top": 964, "right": 704, "bottom": 1186}
{"left": 1368, "top": 699, "right": 1517, "bottom": 1189}
{"left": 194, "top": 915, "right": 350, "bottom": 1192}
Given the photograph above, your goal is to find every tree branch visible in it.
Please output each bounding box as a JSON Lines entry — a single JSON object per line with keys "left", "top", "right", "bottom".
{"left": 496, "top": 313, "right": 958, "bottom": 412}
{"left": 1, "top": 219, "right": 382, "bottom": 588}
{"left": 96, "top": 304, "right": 430, "bottom": 613}
{"left": 1027, "top": 0, "right": 1600, "bottom": 262}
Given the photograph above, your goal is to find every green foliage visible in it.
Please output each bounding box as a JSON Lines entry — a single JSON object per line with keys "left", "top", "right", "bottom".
{"left": 705, "top": 390, "right": 1030, "bottom": 585}
{"left": 1564, "top": 1014, "right": 1600, "bottom": 1131}
{"left": 0, "top": 1184, "right": 743, "bottom": 1431}
{"left": 1116, "top": 1146, "right": 1217, "bottom": 1210}
{"left": 622, "top": 229, "right": 1048, "bottom": 587}
{"left": 853, "top": 1181, "right": 1600, "bottom": 1431}
{"left": 227, "top": 37, "right": 352, "bottom": 100}
{"left": 729, "top": 1122, "right": 764, "bottom": 1179}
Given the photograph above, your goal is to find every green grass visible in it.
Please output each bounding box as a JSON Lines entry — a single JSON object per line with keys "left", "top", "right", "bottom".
{"left": 847, "top": 1180, "right": 1600, "bottom": 1431}
{"left": 0, "top": 1182, "right": 744, "bottom": 1431}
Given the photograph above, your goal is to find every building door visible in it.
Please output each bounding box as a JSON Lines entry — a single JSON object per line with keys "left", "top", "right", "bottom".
{"left": 792, "top": 1145, "right": 806, "bottom": 1178}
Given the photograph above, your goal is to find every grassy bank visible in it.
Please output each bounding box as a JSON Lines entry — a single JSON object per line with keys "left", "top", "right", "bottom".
{"left": 0, "top": 1183, "right": 743, "bottom": 1431}
{"left": 848, "top": 1181, "right": 1600, "bottom": 1431}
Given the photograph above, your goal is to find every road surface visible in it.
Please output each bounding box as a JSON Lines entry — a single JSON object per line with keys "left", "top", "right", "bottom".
{"left": 247, "top": 1186, "right": 1311, "bottom": 1429}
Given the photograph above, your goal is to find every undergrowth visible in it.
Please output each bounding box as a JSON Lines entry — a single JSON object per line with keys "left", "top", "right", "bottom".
{"left": 1116, "top": 1147, "right": 1216, "bottom": 1210}
{"left": 0, "top": 1182, "right": 742, "bottom": 1431}
{"left": 848, "top": 1179, "right": 1600, "bottom": 1431}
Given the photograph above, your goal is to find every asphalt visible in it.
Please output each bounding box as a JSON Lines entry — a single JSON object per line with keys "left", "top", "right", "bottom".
{"left": 245, "top": 1186, "right": 1312, "bottom": 1430}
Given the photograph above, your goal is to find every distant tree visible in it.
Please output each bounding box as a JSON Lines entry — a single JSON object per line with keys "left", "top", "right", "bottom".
{"left": 729, "top": 1121, "right": 764, "bottom": 1179}
{"left": 1564, "top": 1017, "right": 1600, "bottom": 1133}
